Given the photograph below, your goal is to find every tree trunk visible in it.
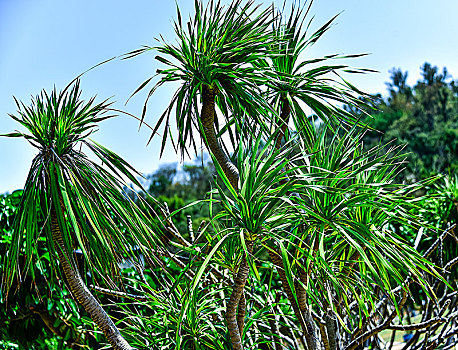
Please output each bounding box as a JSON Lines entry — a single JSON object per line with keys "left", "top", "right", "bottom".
{"left": 50, "top": 206, "right": 133, "bottom": 350}
{"left": 268, "top": 248, "right": 317, "bottom": 350}
{"left": 225, "top": 239, "right": 254, "bottom": 350}
{"left": 200, "top": 85, "right": 239, "bottom": 189}
{"left": 275, "top": 97, "right": 292, "bottom": 149}
{"left": 237, "top": 289, "right": 246, "bottom": 335}
{"left": 200, "top": 84, "right": 251, "bottom": 349}
{"left": 296, "top": 265, "right": 318, "bottom": 350}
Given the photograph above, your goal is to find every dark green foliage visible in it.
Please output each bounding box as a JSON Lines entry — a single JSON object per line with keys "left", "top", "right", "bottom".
{"left": 139, "top": 156, "right": 216, "bottom": 236}
{"left": 361, "top": 63, "right": 458, "bottom": 180}
{"left": 0, "top": 191, "right": 99, "bottom": 350}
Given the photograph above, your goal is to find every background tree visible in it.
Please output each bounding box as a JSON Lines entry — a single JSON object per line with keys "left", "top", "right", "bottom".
{"left": 361, "top": 63, "right": 458, "bottom": 181}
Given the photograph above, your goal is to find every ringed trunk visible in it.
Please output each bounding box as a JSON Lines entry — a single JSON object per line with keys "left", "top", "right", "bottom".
{"left": 50, "top": 206, "right": 133, "bottom": 350}
{"left": 237, "top": 290, "right": 246, "bottom": 335}
{"left": 200, "top": 85, "right": 239, "bottom": 189}
{"left": 225, "top": 239, "right": 254, "bottom": 350}
{"left": 200, "top": 84, "right": 251, "bottom": 347}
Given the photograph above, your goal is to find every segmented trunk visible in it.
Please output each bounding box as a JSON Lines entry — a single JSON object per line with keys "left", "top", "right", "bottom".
{"left": 201, "top": 84, "right": 250, "bottom": 349}
{"left": 201, "top": 85, "right": 239, "bottom": 189}
{"left": 50, "top": 207, "right": 133, "bottom": 350}
{"left": 226, "top": 240, "right": 254, "bottom": 350}
{"left": 237, "top": 290, "right": 246, "bottom": 335}
{"left": 296, "top": 264, "right": 308, "bottom": 313}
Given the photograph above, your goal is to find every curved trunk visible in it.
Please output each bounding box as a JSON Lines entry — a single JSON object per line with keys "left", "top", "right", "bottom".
{"left": 225, "top": 240, "right": 254, "bottom": 350}
{"left": 200, "top": 84, "right": 250, "bottom": 349}
{"left": 50, "top": 206, "right": 133, "bottom": 350}
{"left": 200, "top": 85, "right": 239, "bottom": 189}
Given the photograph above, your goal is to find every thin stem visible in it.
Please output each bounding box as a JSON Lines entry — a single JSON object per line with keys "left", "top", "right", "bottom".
{"left": 347, "top": 281, "right": 411, "bottom": 350}
{"left": 90, "top": 285, "right": 149, "bottom": 302}
{"left": 386, "top": 317, "right": 445, "bottom": 331}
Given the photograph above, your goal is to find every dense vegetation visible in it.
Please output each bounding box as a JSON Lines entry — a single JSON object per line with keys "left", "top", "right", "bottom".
{"left": 1, "top": 1, "right": 457, "bottom": 350}
{"left": 360, "top": 63, "right": 458, "bottom": 181}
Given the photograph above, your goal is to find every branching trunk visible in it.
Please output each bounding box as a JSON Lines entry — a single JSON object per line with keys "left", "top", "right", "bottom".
{"left": 50, "top": 206, "right": 133, "bottom": 350}
{"left": 226, "top": 239, "right": 254, "bottom": 350}
{"left": 296, "top": 264, "right": 308, "bottom": 313}
{"left": 346, "top": 282, "right": 410, "bottom": 350}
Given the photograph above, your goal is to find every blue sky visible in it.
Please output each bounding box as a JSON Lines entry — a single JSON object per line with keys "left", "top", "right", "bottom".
{"left": 1, "top": 0, "right": 457, "bottom": 193}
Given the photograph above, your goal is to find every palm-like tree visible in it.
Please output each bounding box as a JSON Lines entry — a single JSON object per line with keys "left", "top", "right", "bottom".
{"left": 258, "top": 5, "right": 377, "bottom": 344}
{"left": 126, "top": 1, "right": 375, "bottom": 348}
{"left": 127, "top": 1, "right": 439, "bottom": 348}
{"left": 2, "top": 80, "right": 160, "bottom": 350}
{"left": 126, "top": 1, "right": 278, "bottom": 347}
{"left": 209, "top": 129, "right": 440, "bottom": 349}
{"left": 126, "top": 0, "right": 278, "bottom": 190}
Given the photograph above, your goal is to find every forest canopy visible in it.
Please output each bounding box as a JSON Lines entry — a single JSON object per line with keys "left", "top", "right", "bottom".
{"left": 358, "top": 62, "right": 457, "bottom": 181}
